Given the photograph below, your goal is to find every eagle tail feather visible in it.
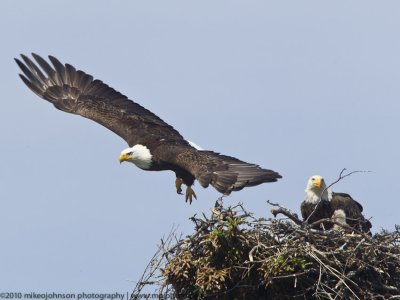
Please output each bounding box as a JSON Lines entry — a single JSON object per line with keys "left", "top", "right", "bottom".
{"left": 193, "top": 151, "right": 281, "bottom": 195}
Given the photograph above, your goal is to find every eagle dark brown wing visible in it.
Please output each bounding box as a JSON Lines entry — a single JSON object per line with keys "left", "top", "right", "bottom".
{"left": 15, "top": 54, "right": 185, "bottom": 147}
{"left": 331, "top": 192, "right": 372, "bottom": 233}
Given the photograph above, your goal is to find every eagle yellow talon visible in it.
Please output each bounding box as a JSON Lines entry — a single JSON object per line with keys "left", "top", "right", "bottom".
{"left": 175, "top": 177, "right": 183, "bottom": 194}
{"left": 185, "top": 186, "right": 197, "bottom": 204}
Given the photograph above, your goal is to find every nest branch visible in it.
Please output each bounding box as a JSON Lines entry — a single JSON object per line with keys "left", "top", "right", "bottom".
{"left": 131, "top": 201, "right": 399, "bottom": 299}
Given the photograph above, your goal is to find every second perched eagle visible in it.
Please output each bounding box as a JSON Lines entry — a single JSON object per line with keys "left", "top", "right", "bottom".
{"left": 301, "top": 175, "right": 371, "bottom": 233}
{"left": 16, "top": 54, "right": 281, "bottom": 203}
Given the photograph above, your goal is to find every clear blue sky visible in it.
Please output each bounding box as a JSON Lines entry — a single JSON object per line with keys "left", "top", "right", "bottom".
{"left": 1, "top": 0, "right": 399, "bottom": 294}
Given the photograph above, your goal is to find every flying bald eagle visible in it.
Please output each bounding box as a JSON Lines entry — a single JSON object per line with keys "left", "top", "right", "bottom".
{"left": 15, "top": 54, "right": 281, "bottom": 203}
{"left": 301, "top": 175, "right": 371, "bottom": 233}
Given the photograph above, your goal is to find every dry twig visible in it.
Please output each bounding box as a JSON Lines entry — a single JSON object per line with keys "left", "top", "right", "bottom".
{"left": 131, "top": 201, "right": 399, "bottom": 299}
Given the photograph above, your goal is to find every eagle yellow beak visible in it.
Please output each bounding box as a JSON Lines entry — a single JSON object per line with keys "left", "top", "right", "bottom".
{"left": 119, "top": 153, "right": 132, "bottom": 164}
{"left": 314, "top": 178, "right": 322, "bottom": 188}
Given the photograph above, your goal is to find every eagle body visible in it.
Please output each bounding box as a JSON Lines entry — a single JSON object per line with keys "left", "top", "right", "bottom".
{"left": 301, "top": 175, "right": 371, "bottom": 233}
{"left": 300, "top": 198, "right": 333, "bottom": 229}
{"left": 140, "top": 141, "right": 198, "bottom": 186}
{"left": 16, "top": 54, "right": 282, "bottom": 202}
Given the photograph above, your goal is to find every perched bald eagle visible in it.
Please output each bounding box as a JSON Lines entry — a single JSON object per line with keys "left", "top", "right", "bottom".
{"left": 301, "top": 176, "right": 333, "bottom": 229}
{"left": 301, "top": 175, "right": 371, "bottom": 233}
{"left": 16, "top": 54, "right": 281, "bottom": 203}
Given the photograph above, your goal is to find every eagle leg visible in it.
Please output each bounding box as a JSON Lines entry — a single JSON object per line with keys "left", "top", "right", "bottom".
{"left": 185, "top": 186, "right": 197, "bottom": 204}
{"left": 175, "top": 177, "right": 183, "bottom": 195}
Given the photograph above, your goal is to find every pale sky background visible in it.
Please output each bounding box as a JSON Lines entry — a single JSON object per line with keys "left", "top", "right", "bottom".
{"left": 1, "top": 0, "right": 399, "bottom": 294}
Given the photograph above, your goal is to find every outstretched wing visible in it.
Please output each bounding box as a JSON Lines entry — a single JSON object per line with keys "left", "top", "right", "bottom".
{"left": 15, "top": 54, "right": 185, "bottom": 146}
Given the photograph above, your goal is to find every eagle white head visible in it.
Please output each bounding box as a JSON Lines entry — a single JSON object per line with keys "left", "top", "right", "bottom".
{"left": 119, "top": 144, "right": 153, "bottom": 170}
{"left": 305, "top": 175, "right": 331, "bottom": 203}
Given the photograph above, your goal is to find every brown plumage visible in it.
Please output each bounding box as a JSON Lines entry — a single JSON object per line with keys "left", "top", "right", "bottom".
{"left": 330, "top": 192, "right": 372, "bottom": 233}
{"left": 16, "top": 54, "right": 281, "bottom": 202}
{"left": 300, "top": 198, "right": 333, "bottom": 229}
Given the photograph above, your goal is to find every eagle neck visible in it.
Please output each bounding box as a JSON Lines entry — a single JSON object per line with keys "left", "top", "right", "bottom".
{"left": 130, "top": 144, "right": 153, "bottom": 170}
{"left": 305, "top": 188, "right": 331, "bottom": 204}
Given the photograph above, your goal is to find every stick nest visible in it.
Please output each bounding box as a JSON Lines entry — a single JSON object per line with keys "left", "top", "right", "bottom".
{"left": 131, "top": 200, "right": 400, "bottom": 300}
